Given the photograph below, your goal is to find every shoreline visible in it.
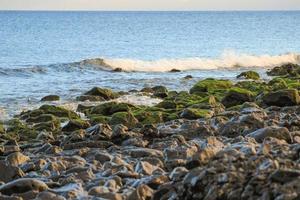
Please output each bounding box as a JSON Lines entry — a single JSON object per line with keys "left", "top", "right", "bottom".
{"left": 0, "top": 63, "right": 300, "bottom": 199}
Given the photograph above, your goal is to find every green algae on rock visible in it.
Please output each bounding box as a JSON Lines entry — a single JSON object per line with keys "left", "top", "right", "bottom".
{"left": 109, "top": 112, "right": 139, "bottom": 128}
{"left": 237, "top": 71, "right": 260, "bottom": 80}
{"left": 40, "top": 95, "right": 60, "bottom": 102}
{"left": 221, "top": 87, "right": 255, "bottom": 108}
{"left": 190, "top": 78, "right": 233, "bottom": 95}
{"left": 267, "top": 63, "right": 300, "bottom": 77}
{"left": 84, "top": 87, "right": 120, "bottom": 100}
{"left": 263, "top": 89, "right": 300, "bottom": 107}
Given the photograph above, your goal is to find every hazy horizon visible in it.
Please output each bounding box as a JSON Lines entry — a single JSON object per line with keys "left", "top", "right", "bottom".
{"left": 0, "top": 0, "right": 300, "bottom": 11}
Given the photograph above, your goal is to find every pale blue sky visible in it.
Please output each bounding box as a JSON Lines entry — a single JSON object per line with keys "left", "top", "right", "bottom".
{"left": 0, "top": 0, "right": 299, "bottom": 10}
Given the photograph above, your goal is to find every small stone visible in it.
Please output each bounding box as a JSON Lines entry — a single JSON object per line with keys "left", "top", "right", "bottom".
{"left": 40, "top": 95, "right": 60, "bottom": 101}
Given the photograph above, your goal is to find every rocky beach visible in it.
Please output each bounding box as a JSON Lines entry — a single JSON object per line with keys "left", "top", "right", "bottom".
{"left": 0, "top": 63, "right": 299, "bottom": 199}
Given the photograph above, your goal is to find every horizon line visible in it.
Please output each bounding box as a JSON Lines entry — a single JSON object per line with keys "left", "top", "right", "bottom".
{"left": 0, "top": 9, "right": 300, "bottom": 12}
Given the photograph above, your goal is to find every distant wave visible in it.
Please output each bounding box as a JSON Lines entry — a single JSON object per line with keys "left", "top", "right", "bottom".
{"left": 1, "top": 52, "right": 300, "bottom": 76}
{"left": 95, "top": 52, "right": 300, "bottom": 72}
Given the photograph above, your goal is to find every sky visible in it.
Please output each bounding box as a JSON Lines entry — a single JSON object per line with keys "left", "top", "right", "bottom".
{"left": 0, "top": 0, "right": 300, "bottom": 11}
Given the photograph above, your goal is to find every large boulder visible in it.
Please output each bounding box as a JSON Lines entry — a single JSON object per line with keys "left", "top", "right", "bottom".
{"left": 39, "top": 105, "right": 79, "bottom": 119}
{"left": 84, "top": 87, "right": 119, "bottom": 100}
{"left": 152, "top": 86, "right": 168, "bottom": 98}
{"left": 262, "top": 89, "right": 300, "bottom": 107}
{"left": 180, "top": 108, "right": 212, "bottom": 120}
{"left": 221, "top": 88, "right": 254, "bottom": 108}
{"left": 190, "top": 79, "right": 232, "bottom": 94}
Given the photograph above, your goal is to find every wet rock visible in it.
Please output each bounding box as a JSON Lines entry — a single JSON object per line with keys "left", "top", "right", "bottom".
{"left": 237, "top": 71, "right": 260, "bottom": 80}
{"left": 221, "top": 88, "right": 254, "bottom": 108}
{"left": 127, "top": 184, "right": 154, "bottom": 200}
{"left": 110, "top": 112, "right": 138, "bottom": 129}
{"left": 184, "top": 75, "right": 193, "bottom": 79}
{"left": 270, "top": 169, "right": 300, "bottom": 183}
{"left": 152, "top": 86, "right": 168, "bottom": 98}
{"left": 84, "top": 87, "right": 119, "bottom": 100}
{"left": 0, "top": 178, "right": 48, "bottom": 195}
{"left": 267, "top": 63, "right": 300, "bottom": 77}
{"left": 180, "top": 108, "right": 213, "bottom": 119}
{"left": 35, "top": 191, "right": 66, "bottom": 200}
{"left": 76, "top": 95, "right": 105, "bottom": 102}
{"left": 113, "top": 67, "right": 123, "bottom": 72}
{"left": 190, "top": 78, "right": 232, "bottom": 94}
{"left": 0, "top": 161, "right": 24, "bottom": 183}
{"left": 39, "top": 105, "right": 79, "bottom": 119}
{"left": 40, "top": 95, "right": 60, "bottom": 102}
{"left": 62, "top": 119, "right": 90, "bottom": 132}
{"left": 170, "top": 68, "right": 181, "bottom": 72}
{"left": 247, "top": 126, "right": 292, "bottom": 143}
{"left": 5, "top": 152, "right": 30, "bottom": 167}
{"left": 263, "top": 89, "right": 300, "bottom": 107}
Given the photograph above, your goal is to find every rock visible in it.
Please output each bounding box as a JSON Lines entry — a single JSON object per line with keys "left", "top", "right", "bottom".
{"left": 5, "top": 152, "right": 30, "bottom": 167}
{"left": 110, "top": 112, "right": 138, "bottom": 129}
{"left": 170, "top": 69, "right": 181, "bottom": 72}
{"left": 0, "top": 122, "right": 5, "bottom": 134}
{"left": 113, "top": 67, "right": 123, "bottom": 72}
{"left": 156, "top": 100, "right": 177, "bottom": 109}
{"left": 84, "top": 87, "right": 119, "bottom": 100}
{"left": 221, "top": 87, "right": 254, "bottom": 108}
{"left": 267, "top": 63, "right": 300, "bottom": 77}
{"left": 39, "top": 105, "right": 79, "bottom": 119}
{"left": 76, "top": 95, "right": 105, "bottom": 102}
{"left": 237, "top": 71, "right": 260, "bottom": 80}
{"left": 125, "top": 148, "right": 163, "bottom": 158}
{"left": 184, "top": 75, "right": 193, "bottom": 79}
{"left": 86, "top": 123, "right": 113, "bottom": 140}
{"left": 269, "top": 169, "right": 300, "bottom": 183}
{"left": 263, "top": 89, "right": 300, "bottom": 107}
{"left": 0, "top": 161, "right": 24, "bottom": 183}
{"left": 152, "top": 86, "right": 168, "bottom": 98}
{"left": 35, "top": 191, "right": 66, "bottom": 200}
{"left": 40, "top": 95, "right": 60, "bottom": 101}
{"left": 180, "top": 108, "right": 212, "bottom": 119}
{"left": 62, "top": 119, "right": 90, "bottom": 132}
{"left": 127, "top": 184, "right": 154, "bottom": 200}
{"left": 247, "top": 126, "right": 292, "bottom": 143}
{"left": 0, "top": 178, "right": 48, "bottom": 195}
{"left": 190, "top": 78, "right": 232, "bottom": 94}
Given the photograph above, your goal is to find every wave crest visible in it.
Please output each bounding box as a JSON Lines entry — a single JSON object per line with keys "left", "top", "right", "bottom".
{"left": 98, "top": 52, "right": 300, "bottom": 72}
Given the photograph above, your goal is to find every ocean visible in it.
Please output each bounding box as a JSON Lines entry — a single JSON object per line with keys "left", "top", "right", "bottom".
{"left": 0, "top": 11, "right": 300, "bottom": 117}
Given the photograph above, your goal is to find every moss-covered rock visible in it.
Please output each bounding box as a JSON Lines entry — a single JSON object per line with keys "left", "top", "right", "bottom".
{"left": 90, "top": 102, "right": 136, "bottom": 116}
{"left": 76, "top": 95, "right": 106, "bottom": 102}
{"left": 267, "top": 63, "right": 300, "bottom": 77}
{"left": 40, "top": 95, "right": 60, "bottom": 102}
{"left": 6, "top": 119, "right": 37, "bottom": 140}
{"left": 180, "top": 108, "right": 213, "bottom": 120}
{"left": 39, "top": 105, "right": 79, "bottom": 120}
{"left": 33, "top": 118, "right": 61, "bottom": 133}
{"left": 26, "top": 114, "right": 58, "bottom": 124}
{"left": 234, "top": 81, "right": 268, "bottom": 95}
{"left": 263, "top": 89, "right": 300, "bottom": 107}
{"left": 89, "top": 115, "right": 111, "bottom": 125}
{"left": 221, "top": 87, "right": 255, "bottom": 108}
{"left": 237, "top": 71, "right": 260, "bottom": 80}
{"left": 268, "top": 78, "right": 288, "bottom": 91}
{"left": 190, "top": 79, "right": 233, "bottom": 95}
{"left": 156, "top": 100, "right": 177, "bottom": 109}
{"left": 109, "top": 112, "right": 138, "bottom": 128}
{"left": 84, "top": 87, "right": 119, "bottom": 100}
{"left": 133, "top": 110, "right": 165, "bottom": 125}
{"left": 62, "top": 119, "right": 90, "bottom": 132}
{"left": 152, "top": 86, "right": 168, "bottom": 98}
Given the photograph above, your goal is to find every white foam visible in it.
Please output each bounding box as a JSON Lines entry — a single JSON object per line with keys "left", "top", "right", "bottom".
{"left": 99, "top": 51, "right": 300, "bottom": 72}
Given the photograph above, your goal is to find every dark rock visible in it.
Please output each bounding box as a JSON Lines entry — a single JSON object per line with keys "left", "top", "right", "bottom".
{"left": 40, "top": 95, "right": 60, "bottom": 102}
{"left": 247, "top": 126, "right": 292, "bottom": 143}
{"left": 267, "top": 63, "right": 300, "bottom": 77}
{"left": 263, "top": 89, "right": 300, "bottom": 107}
{"left": 170, "top": 69, "right": 181, "bottom": 72}
{"left": 0, "top": 178, "right": 48, "bottom": 195}
{"left": 237, "top": 71, "right": 260, "bottom": 80}
{"left": 0, "top": 161, "right": 24, "bottom": 183}
{"left": 84, "top": 87, "right": 119, "bottom": 100}
{"left": 152, "top": 86, "right": 168, "bottom": 98}
{"left": 221, "top": 88, "right": 254, "bottom": 108}
{"left": 76, "top": 95, "right": 105, "bottom": 102}
{"left": 113, "top": 67, "right": 123, "bottom": 72}
{"left": 62, "top": 119, "right": 90, "bottom": 132}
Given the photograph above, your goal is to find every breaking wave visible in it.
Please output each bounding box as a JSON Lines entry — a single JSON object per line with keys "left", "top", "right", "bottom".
{"left": 1, "top": 52, "right": 300, "bottom": 75}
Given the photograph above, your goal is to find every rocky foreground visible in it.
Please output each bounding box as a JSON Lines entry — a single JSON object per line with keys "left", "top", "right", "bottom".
{"left": 0, "top": 63, "right": 300, "bottom": 200}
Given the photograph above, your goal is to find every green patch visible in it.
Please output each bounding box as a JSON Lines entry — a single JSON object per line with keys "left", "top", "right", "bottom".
{"left": 180, "top": 108, "right": 212, "bottom": 120}
{"left": 39, "top": 105, "right": 79, "bottom": 120}
{"left": 84, "top": 87, "right": 119, "bottom": 100}
{"left": 0, "top": 122, "right": 5, "bottom": 134}
{"left": 90, "top": 102, "right": 136, "bottom": 116}
{"left": 156, "top": 100, "right": 178, "bottom": 109}
{"left": 190, "top": 78, "right": 233, "bottom": 94}
{"left": 6, "top": 119, "right": 37, "bottom": 140}
{"left": 237, "top": 71, "right": 260, "bottom": 80}
{"left": 133, "top": 110, "right": 165, "bottom": 125}
{"left": 109, "top": 112, "right": 139, "bottom": 128}
{"left": 234, "top": 81, "right": 268, "bottom": 95}
{"left": 89, "top": 115, "right": 111, "bottom": 125}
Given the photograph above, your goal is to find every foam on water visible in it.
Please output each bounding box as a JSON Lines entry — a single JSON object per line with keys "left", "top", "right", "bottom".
{"left": 101, "top": 52, "right": 300, "bottom": 72}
